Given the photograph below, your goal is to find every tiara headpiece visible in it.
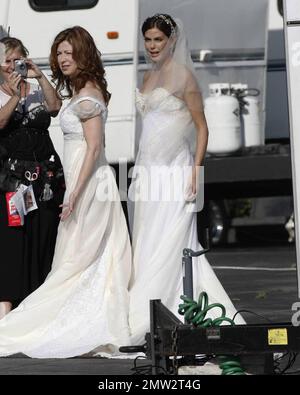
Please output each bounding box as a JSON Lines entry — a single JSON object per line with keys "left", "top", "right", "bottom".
{"left": 154, "top": 14, "right": 176, "bottom": 36}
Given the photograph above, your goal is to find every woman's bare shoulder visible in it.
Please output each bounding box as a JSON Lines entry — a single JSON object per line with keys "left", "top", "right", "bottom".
{"left": 77, "top": 82, "right": 105, "bottom": 102}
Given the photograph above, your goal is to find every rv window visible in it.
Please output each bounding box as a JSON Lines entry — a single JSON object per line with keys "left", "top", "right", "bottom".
{"left": 29, "top": 0, "right": 98, "bottom": 12}
{"left": 277, "top": 0, "right": 283, "bottom": 17}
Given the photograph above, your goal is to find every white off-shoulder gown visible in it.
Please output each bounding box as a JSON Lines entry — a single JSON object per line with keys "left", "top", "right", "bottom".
{"left": 0, "top": 96, "right": 132, "bottom": 358}
{"left": 128, "top": 88, "right": 245, "bottom": 345}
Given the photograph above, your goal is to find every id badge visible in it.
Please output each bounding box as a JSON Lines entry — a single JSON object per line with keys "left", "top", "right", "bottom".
{"left": 23, "top": 184, "right": 38, "bottom": 214}
{"left": 6, "top": 192, "right": 22, "bottom": 227}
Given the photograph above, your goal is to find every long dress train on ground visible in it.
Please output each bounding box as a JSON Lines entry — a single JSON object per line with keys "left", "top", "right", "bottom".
{"left": 0, "top": 95, "right": 132, "bottom": 358}
{"left": 128, "top": 87, "right": 245, "bottom": 345}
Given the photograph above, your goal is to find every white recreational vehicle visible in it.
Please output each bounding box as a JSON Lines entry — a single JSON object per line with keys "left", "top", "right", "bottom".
{"left": 0, "top": 0, "right": 293, "bottom": 244}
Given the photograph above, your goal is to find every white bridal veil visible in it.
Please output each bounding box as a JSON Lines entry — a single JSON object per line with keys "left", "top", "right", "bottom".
{"left": 142, "top": 16, "right": 204, "bottom": 113}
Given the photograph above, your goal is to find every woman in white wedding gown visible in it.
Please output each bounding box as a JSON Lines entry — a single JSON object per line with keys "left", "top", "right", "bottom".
{"left": 129, "top": 14, "right": 245, "bottom": 345}
{"left": 0, "top": 26, "right": 131, "bottom": 358}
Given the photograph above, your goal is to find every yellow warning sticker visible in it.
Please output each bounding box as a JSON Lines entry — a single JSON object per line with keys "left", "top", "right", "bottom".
{"left": 268, "top": 328, "right": 288, "bottom": 345}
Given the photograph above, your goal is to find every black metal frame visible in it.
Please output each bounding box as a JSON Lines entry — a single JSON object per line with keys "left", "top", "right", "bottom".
{"left": 146, "top": 299, "right": 300, "bottom": 375}
{"left": 205, "top": 145, "right": 292, "bottom": 199}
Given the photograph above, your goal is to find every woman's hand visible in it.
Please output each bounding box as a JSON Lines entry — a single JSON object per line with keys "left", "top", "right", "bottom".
{"left": 7, "top": 72, "right": 22, "bottom": 97}
{"left": 185, "top": 166, "right": 198, "bottom": 202}
{"left": 24, "top": 58, "right": 43, "bottom": 79}
{"left": 60, "top": 191, "right": 78, "bottom": 222}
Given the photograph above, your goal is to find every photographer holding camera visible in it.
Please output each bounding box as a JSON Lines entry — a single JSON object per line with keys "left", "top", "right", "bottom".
{"left": 0, "top": 37, "right": 65, "bottom": 319}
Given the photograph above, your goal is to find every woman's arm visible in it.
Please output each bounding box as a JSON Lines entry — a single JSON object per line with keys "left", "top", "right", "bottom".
{"left": 183, "top": 72, "right": 208, "bottom": 196}
{"left": 26, "top": 59, "right": 61, "bottom": 116}
{"left": 184, "top": 73, "right": 208, "bottom": 166}
{"left": 0, "top": 73, "right": 22, "bottom": 129}
{"left": 60, "top": 113, "right": 103, "bottom": 221}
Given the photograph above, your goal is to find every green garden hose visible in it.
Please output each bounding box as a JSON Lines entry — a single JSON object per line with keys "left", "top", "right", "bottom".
{"left": 178, "top": 292, "right": 245, "bottom": 375}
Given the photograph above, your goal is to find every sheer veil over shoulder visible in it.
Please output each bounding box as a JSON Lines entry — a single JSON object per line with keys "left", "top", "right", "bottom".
{"left": 129, "top": 17, "right": 245, "bottom": 345}
{"left": 0, "top": 89, "right": 132, "bottom": 358}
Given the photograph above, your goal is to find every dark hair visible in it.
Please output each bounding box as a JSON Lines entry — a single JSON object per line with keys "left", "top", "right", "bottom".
{"left": 0, "top": 37, "right": 29, "bottom": 57}
{"left": 50, "top": 26, "right": 111, "bottom": 105}
{"left": 141, "top": 13, "right": 177, "bottom": 38}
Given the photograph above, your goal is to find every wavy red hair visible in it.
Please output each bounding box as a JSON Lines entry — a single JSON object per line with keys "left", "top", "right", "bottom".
{"left": 50, "top": 26, "right": 111, "bottom": 105}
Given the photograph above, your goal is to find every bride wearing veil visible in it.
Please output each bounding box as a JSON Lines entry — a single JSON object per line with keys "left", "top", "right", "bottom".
{"left": 129, "top": 14, "right": 245, "bottom": 345}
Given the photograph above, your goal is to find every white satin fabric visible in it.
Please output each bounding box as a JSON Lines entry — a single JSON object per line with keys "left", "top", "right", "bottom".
{"left": 0, "top": 96, "right": 132, "bottom": 358}
{"left": 129, "top": 88, "right": 245, "bottom": 345}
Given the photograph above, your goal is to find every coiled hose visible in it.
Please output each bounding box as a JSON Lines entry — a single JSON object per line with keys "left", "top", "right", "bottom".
{"left": 178, "top": 292, "right": 245, "bottom": 375}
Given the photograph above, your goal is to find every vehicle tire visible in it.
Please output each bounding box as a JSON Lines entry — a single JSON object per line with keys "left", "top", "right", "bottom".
{"left": 208, "top": 200, "right": 229, "bottom": 245}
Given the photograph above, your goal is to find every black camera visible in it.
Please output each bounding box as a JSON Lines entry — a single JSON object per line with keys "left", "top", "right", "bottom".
{"left": 14, "top": 59, "right": 27, "bottom": 78}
